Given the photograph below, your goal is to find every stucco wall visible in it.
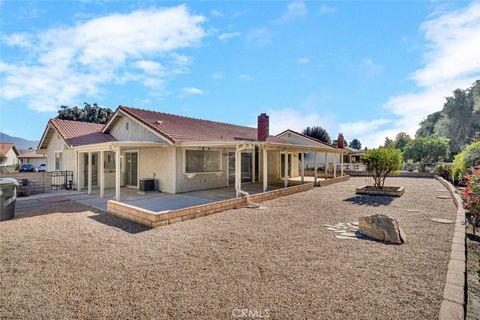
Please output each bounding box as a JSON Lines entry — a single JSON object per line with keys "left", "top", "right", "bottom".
{"left": 109, "top": 115, "right": 167, "bottom": 142}
{"left": 0, "top": 148, "right": 18, "bottom": 166}
{"left": 136, "top": 146, "right": 176, "bottom": 193}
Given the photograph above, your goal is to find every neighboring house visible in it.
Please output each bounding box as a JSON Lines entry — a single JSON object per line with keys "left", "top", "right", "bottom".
{"left": 37, "top": 106, "right": 347, "bottom": 200}
{"left": 17, "top": 149, "right": 48, "bottom": 168}
{"left": 276, "top": 130, "right": 343, "bottom": 170}
{"left": 0, "top": 143, "right": 19, "bottom": 167}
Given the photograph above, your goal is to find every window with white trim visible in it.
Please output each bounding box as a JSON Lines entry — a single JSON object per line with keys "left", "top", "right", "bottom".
{"left": 54, "top": 152, "right": 63, "bottom": 171}
{"left": 185, "top": 150, "right": 221, "bottom": 173}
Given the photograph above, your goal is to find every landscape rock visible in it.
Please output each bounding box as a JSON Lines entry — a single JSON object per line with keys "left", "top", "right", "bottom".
{"left": 358, "top": 214, "right": 406, "bottom": 244}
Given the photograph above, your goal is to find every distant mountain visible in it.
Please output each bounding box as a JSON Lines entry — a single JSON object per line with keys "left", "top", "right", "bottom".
{"left": 0, "top": 132, "right": 39, "bottom": 149}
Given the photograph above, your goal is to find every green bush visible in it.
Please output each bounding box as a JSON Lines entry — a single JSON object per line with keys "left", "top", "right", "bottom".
{"left": 361, "top": 148, "right": 402, "bottom": 189}
{"left": 452, "top": 141, "right": 480, "bottom": 183}
{"left": 435, "top": 163, "right": 453, "bottom": 181}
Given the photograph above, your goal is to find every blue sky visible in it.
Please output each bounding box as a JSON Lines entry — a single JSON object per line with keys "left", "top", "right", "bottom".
{"left": 1, "top": 1, "right": 479, "bottom": 147}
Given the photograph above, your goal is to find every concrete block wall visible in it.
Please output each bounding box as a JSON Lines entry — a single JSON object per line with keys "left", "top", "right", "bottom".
{"left": 107, "top": 182, "right": 314, "bottom": 228}
{"left": 435, "top": 176, "right": 466, "bottom": 320}
{"left": 0, "top": 172, "right": 52, "bottom": 195}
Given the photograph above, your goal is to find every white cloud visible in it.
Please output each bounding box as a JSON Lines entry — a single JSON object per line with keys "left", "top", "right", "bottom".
{"left": 280, "top": 0, "right": 307, "bottom": 21}
{"left": 357, "top": 2, "right": 480, "bottom": 147}
{"left": 245, "top": 27, "right": 271, "bottom": 47}
{"left": 211, "top": 9, "right": 223, "bottom": 17}
{"left": 318, "top": 4, "right": 335, "bottom": 15}
{"left": 339, "top": 119, "right": 391, "bottom": 137}
{"left": 0, "top": 5, "right": 206, "bottom": 112}
{"left": 212, "top": 72, "right": 223, "bottom": 80}
{"left": 134, "top": 60, "right": 165, "bottom": 75}
{"left": 238, "top": 74, "right": 254, "bottom": 81}
{"left": 264, "top": 107, "right": 336, "bottom": 136}
{"left": 182, "top": 87, "right": 205, "bottom": 95}
{"left": 360, "top": 58, "right": 383, "bottom": 77}
{"left": 218, "top": 32, "right": 241, "bottom": 41}
{"left": 298, "top": 57, "right": 310, "bottom": 64}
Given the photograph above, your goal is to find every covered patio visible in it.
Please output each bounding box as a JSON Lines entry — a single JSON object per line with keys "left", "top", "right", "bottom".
{"left": 72, "top": 140, "right": 348, "bottom": 205}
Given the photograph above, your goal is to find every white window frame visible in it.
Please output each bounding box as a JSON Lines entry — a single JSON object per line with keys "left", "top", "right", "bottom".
{"left": 184, "top": 149, "right": 222, "bottom": 174}
{"left": 54, "top": 151, "right": 63, "bottom": 171}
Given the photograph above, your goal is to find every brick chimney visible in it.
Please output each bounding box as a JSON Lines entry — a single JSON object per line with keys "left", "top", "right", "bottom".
{"left": 257, "top": 113, "right": 269, "bottom": 141}
{"left": 337, "top": 133, "right": 345, "bottom": 149}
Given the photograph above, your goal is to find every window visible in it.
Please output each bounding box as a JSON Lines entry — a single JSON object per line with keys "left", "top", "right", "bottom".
{"left": 55, "top": 152, "right": 62, "bottom": 170}
{"left": 125, "top": 122, "right": 129, "bottom": 131}
{"left": 185, "top": 150, "right": 221, "bottom": 173}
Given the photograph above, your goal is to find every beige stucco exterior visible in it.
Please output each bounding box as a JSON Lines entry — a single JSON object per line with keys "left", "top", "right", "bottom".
{"left": 107, "top": 113, "right": 168, "bottom": 143}
{"left": 0, "top": 147, "right": 19, "bottom": 167}
{"left": 41, "top": 113, "right": 344, "bottom": 197}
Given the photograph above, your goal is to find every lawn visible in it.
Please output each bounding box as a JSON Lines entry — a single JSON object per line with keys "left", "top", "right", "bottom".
{"left": 0, "top": 177, "right": 456, "bottom": 319}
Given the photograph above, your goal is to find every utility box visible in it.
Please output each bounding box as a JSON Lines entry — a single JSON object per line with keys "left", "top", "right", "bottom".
{"left": 0, "top": 178, "right": 19, "bottom": 221}
{"left": 139, "top": 178, "right": 155, "bottom": 192}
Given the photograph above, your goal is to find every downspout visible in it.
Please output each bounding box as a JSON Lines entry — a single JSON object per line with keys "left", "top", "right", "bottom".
{"left": 235, "top": 144, "right": 261, "bottom": 209}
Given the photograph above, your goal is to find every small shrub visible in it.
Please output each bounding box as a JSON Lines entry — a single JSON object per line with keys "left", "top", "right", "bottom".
{"left": 463, "top": 165, "right": 480, "bottom": 234}
{"left": 453, "top": 141, "right": 480, "bottom": 184}
{"left": 435, "top": 163, "right": 453, "bottom": 181}
{"left": 361, "top": 148, "right": 402, "bottom": 189}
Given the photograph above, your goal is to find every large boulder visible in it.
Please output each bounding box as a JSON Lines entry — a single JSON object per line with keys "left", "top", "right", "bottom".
{"left": 358, "top": 214, "right": 406, "bottom": 244}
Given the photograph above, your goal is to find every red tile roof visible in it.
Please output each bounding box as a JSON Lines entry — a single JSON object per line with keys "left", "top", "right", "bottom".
{"left": 0, "top": 143, "right": 18, "bottom": 157}
{"left": 49, "top": 119, "right": 116, "bottom": 147}
{"left": 116, "top": 106, "right": 289, "bottom": 144}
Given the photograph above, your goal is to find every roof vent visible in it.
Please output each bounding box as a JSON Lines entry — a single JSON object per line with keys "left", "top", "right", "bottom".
{"left": 155, "top": 120, "right": 163, "bottom": 125}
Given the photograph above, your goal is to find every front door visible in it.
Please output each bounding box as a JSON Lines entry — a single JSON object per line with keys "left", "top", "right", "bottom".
{"left": 125, "top": 152, "right": 138, "bottom": 187}
{"left": 83, "top": 153, "right": 98, "bottom": 187}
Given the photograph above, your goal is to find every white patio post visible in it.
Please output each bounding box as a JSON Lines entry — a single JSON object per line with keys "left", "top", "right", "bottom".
{"left": 349, "top": 154, "right": 352, "bottom": 171}
{"left": 284, "top": 152, "right": 289, "bottom": 188}
{"left": 76, "top": 151, "right": 81, "bottom": 192}
{"left": 314, "top": 152, "right": 318, "bottom": 186}
{"left": 333, "top": 154, "right": 337, "bottom": 179}
{"left": 262, "top": 148, "right": 268, "bottom": 192}
{"left": 324, "top": 152, "right": 328, "bottom": 179}
{"left": 235, "top": 147, "right": 241, "bottom": 197}
{"left": 87, "top": 152, "right": 92, "bottom": 195}
{"left": 341, "top": 153, "right": 344, "bottom": 176}
{"left": 99, "top": 150, "right": 105, "bottom": 198}
{"left": 300, "top": 152, "right": 305, "bottom": 183}
{"left": 251, "top": 149, "right": 256, "bottom": 183}
{"left": 115, "top": 147, "right": 121, "bottom": 201}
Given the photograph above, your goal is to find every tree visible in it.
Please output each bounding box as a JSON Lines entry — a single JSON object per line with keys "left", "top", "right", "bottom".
{"left": 384, "top": 137, "right": 395, "bottom": 148}
{"left": 393, "top": 132, "right": 412, "bottom": 151}
{"left": 361, "top": 148, "right": 402, "bottom": 189}
{"left": 349, "top": 139, "right": 362, "bottom": 150}
{"left": 302, "top": 126, "right": 331, "bottom": 144}
{"left": 415, "top": 80, "right": 480, "bottom": 154}
{"left": 57, "top": 102, "right": 113, "bottom": 124}
{"left": 403, "top": 136, "right": 450, "bottom": 163}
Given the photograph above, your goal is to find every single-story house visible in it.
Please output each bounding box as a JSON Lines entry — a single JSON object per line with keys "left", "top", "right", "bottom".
{"left": 0, "top": 143, "right": 19, "bottom": 167}
{"left": 18, "top": 149, "right": 47, "bottom": 168}
{"left": 37, "top": 106, "right": 348, "bottom": 200}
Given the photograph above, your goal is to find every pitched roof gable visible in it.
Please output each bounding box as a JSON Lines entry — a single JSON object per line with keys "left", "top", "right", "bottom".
{"left": 45, "top": 119, "right": 116, "bottom": 148}
{"left": 107, "top": 106, "right": 288, "bottom": 144}
{"left": 0, "top": 143, "right": 19, "bottom": 157}
{"left": 276, "top": 129, "right": 338, "bottom": 149}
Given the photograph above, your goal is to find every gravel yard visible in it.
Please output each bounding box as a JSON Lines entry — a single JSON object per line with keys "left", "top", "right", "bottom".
{"left": 0, "top": 177, "right": 456, "bottom": 319}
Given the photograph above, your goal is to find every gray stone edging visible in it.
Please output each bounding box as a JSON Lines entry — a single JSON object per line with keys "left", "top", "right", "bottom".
{"left": 434, "top": 175, "right": 466, "bottom": 320}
